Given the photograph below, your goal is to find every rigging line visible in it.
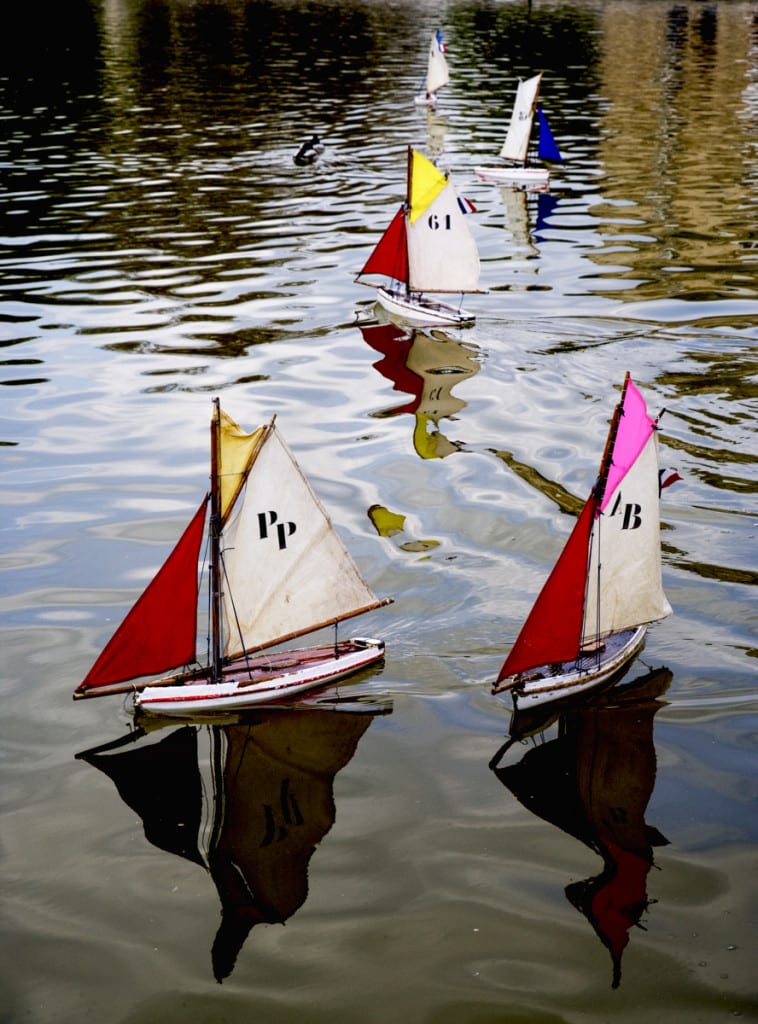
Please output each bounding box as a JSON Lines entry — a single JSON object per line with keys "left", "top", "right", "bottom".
{"left": 201, "top": 528, "right": 213, "bottom": 672}
{"left": 218, "top": 544, "right": 267, "bottom": 680}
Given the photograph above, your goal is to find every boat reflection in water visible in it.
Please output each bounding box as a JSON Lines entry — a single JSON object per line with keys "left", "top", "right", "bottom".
{"left": 359, "top": 322, "right": 480, "bottom": 460}
{"left": 77, "top": 698, "right": 390, "bottom": 982}
{"left": 500, "top": 186, "right": 559, "bottom": 253}
{"left": 490, "top": 668, "right": 672, "bottom": 988}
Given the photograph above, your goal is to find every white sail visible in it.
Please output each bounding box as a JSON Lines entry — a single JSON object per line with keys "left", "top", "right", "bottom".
{"left": 406, "top": 181, "right": 480, "bottom": 294}
{"left": 221, "top": 427, "right": 382, "bottom": 657}
{"left": 500, "top": 73, "right": 542, "bottom": 163}
{"left": 583, "top": 432, "right": 672, "bottom": 641}
{"left": 425, "top": 33, "right": 449, "bottom": 95}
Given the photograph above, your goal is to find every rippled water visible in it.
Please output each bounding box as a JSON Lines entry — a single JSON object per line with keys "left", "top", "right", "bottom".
{"left": 1, "top": 1, "right": 756, "bottom": 1021}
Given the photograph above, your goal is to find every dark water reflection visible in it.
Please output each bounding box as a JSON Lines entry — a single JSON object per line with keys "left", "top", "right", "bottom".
{"left": 491, "top": 668, "right": 672, "bottom": 990}
{"left": 1, "top": 1, "right": 756, "bottom": 1021}
{"left": 77, "top": 703, "right": 387, "bottom": 984}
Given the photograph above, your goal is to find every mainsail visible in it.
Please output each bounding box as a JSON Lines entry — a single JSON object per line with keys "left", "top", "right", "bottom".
{"left": 425, "top": 30, "right": 449, "bottom": 96}
{"left": 407, "top": 151, "right": 480, "bottom": 293}
{"left": 500, "top": 73, "right": 542, "bottom": 164}
{"left": 497, "top": 375, "right": 670, "bottom": 685}
{"left": 221, "top": 425, "right": 384, "bottom": 658}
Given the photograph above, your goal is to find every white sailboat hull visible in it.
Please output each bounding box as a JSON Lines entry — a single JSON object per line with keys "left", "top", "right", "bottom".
{"left": 134, "top": 638, "right": 385, "bottom": 716}
{"left": 506, "top": 626, "right": 647, "bottom": 710}
{"left": 474, "top": 165, "right": 550, "bottom": 189}
{"left": 376, "top": 286, "right": 475, "bottom": 328}
{"left": 414, "top": 92, "right": 438, "bottom": 107}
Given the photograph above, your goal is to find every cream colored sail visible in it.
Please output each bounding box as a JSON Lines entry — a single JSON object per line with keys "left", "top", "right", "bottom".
{"left": 220, "top": 426, "right": 382, "bottom": 658}
{"left": 583, "top": 432, "right": 672, "bottom": 641}
{"left": 500, "top": 73, "right": 542, "bottom": 163}
{"left": 406, "top": 181, "right": 480, "bottom": 293}
{"left": 425, "top": 33, "right": 449, "bottom": 95}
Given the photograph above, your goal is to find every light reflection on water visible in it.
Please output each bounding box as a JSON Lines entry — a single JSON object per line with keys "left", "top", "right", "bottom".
{"left": 1, "top": 0, "right": 756, "bottom": 1020}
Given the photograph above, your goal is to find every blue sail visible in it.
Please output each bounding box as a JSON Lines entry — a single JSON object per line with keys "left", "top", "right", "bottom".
{"left": 537, "top": 107, "right": 563, "bottom": 163}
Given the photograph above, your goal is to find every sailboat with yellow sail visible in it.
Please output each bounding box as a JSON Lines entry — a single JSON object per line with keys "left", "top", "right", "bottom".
{"left": 74, "top": 402, "right": 391, "bottom": 716}
{"left": 356, "top": 146, "right": 482, "bottom": 328}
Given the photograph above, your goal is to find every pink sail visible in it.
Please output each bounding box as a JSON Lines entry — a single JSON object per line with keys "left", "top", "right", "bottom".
{"left": 76, "top": 498, "right": 208, "bottom": 692}
{"left": 599, "top": 379, "right": 656, "bottom": 512}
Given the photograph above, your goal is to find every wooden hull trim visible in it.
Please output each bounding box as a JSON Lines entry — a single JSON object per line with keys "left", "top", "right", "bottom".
{"left": 133, "top": 638, "right": 385, "bottom": 716}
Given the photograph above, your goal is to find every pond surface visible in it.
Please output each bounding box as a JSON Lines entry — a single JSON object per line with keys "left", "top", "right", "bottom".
{"left": 1, "top": 1, "right": 756, "bottom": 1022}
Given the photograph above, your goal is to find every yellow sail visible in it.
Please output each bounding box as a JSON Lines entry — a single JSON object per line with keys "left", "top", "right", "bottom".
{"left": 408, "top": 149, "right": 448, "bottom": 224}
{"left": 218, "top": 411, "right": 267, "bottom": 522}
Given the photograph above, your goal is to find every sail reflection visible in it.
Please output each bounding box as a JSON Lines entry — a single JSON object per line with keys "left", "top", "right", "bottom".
{"left": 360, "top": 322, "right": 480, "bottom": 460}
{"left": 77, "top": 700, "right": 390, "bottom": 982}
{"left": 501, "top": 187, "right": 559, "bottom": 250}
{"left": 490, "top": 668, "right": 672, "bottom": 988}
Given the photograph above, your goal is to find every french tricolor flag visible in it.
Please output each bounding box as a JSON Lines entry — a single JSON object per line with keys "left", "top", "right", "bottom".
{"left": 458, "top": 196, "right": 477, "bottom": 214}
{"left": 659, "top": 468, "right": 682, "bottom": 494}
{"left": 436, "top": 30, "right": 447, "bottom": 53}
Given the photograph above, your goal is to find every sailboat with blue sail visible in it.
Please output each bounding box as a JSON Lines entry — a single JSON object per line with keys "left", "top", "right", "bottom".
{"left": 475, "top": 72, "right": 563, "bottom": 189}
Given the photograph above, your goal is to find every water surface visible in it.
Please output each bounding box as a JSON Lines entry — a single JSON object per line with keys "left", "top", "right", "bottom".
{"left": 1, "top": 1, "right": 756, "bottom": 1022}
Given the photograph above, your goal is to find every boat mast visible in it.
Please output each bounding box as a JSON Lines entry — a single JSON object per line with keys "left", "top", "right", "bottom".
{"left": 583, "top": 371, "right": 630, "bottom": 648}
{"left": 210, "top": 398, "right": 223, "bottom": 685}
{"left": 405, "top": 145, "right": 413, "bottom": 299}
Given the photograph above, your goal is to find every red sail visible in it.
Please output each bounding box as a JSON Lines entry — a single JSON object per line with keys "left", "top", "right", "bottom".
{"left": 497, "top": 498, "right": 594, "bottom": 683}
{"left": 358, "top": 206, "right": 408, "bottom": 284}
{"left": 76, "top": 498, "right": 208, "bottom": 692}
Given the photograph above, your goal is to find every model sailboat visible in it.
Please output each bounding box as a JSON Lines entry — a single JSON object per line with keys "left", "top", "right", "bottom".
{"left": 493, "top": 373, "right": 672, "bottom": 710}
{"left": 74, "top": 402, "right": 391, "bottom": 715}
{"left": 414, "top": 30, "right": 449, "bottom": 107}
{"left": 475, "top": 72, "right": 562, "bottom": 189}
{"left": 356, "top": 146, "right": 481, "bottom": 328}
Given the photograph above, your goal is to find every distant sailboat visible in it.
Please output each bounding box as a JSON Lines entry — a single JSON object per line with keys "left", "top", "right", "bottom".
{"left": 356, "top": 146, "right": 481, "bottom": 328}
{"left": 491, "top": 667, "right": 672, "bottom": 988}
{"left": 415, "top": 30, "right": 449, "bottom": 107}
{"left": 74, "top": 402, "right": 391, "bottom": 716}
{"left": 78, "top": 702, "right": 388, "bottom": 981}
{"left": 475, "top": 72, "right": 562, "bottom": 189}
{"left": 492, "top": 373, "right": 673, "bottom": 710}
